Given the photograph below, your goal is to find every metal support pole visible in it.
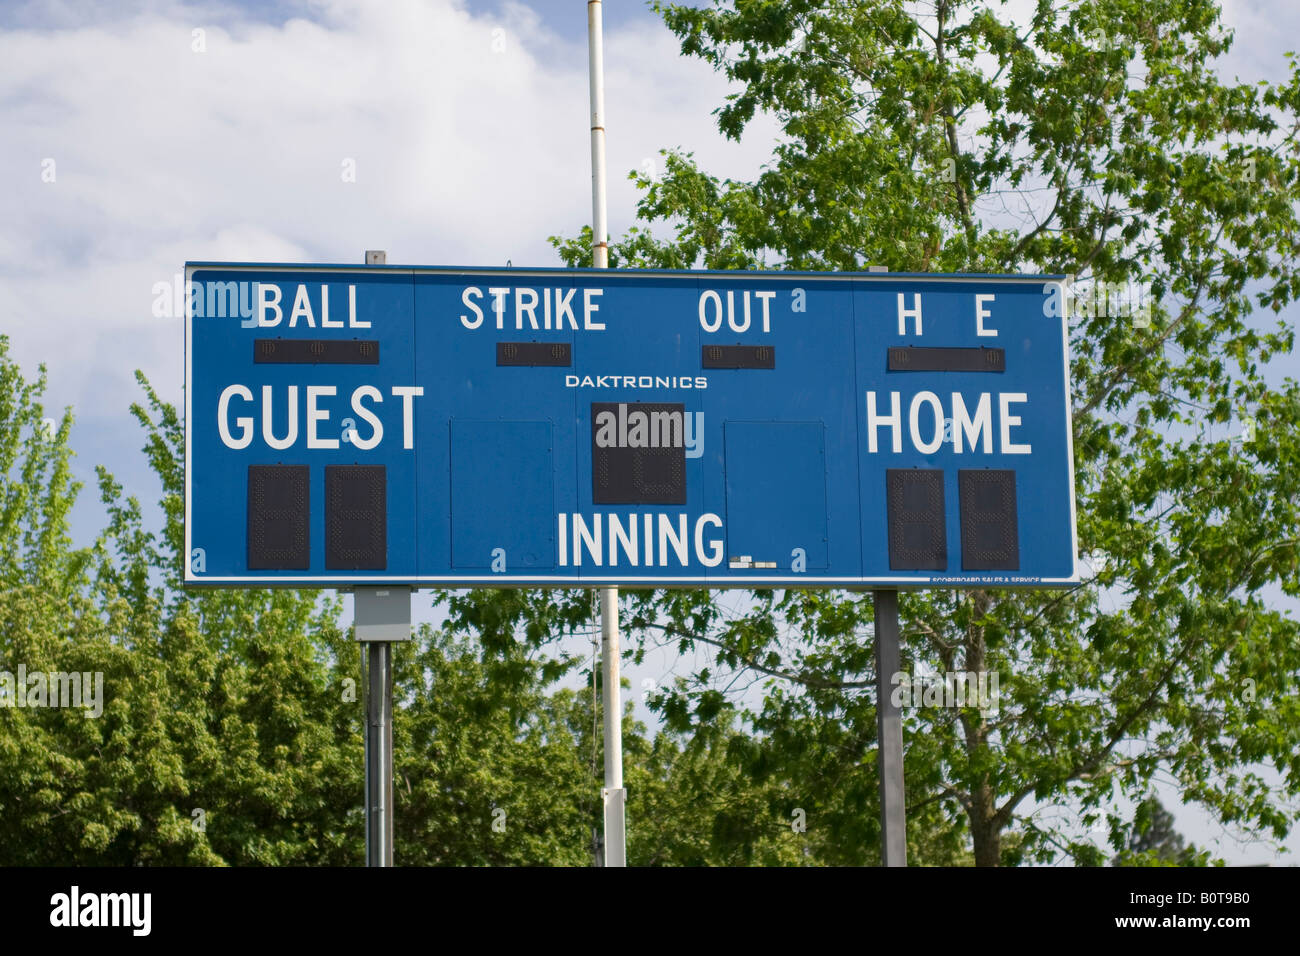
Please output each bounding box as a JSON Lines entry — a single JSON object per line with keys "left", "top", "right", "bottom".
{"left": 364, "top": 639, "right": 393, "bottom": 866}
{"left": 600, "top": 587, "right": 625, "bottom": 867}
{"left": 588, "top": 0, "right": 609, "bottom": 271}
{"left": 588, "top": 0, "right": 625, "bottom": 867}
{"left": 873, "top": 589, "right": 907, "bottom": 866}
{"left": 356, "top": 583, "right": 410, "bottom": 866}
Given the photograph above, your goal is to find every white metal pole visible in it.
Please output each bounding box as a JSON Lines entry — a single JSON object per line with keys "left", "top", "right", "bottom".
{"left": 588, "top": 0, "right": 609, "bottom": 270}
{"left": 874, "top": 589, "right": 907, "bottom": 866}
{"left": 600, "top": 587, "right": 625, "bottom": 866}
{"left": 587, "top": 0, "right": 625, "bottom": 867}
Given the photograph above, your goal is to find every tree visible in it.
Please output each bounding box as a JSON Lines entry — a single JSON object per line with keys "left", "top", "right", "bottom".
{"left": 392, "top": 622, "right": 596, "bottom": 866}
{"left": 551, "top": 0, "right": 1300, "bottom": 865}
{"left": 0, "top": 339, "right": 591, "bottom": 865}
{"left": 1112, "top": 794, "right": 1209, "bottom": 866}
{"left": 0, "top": 334, "right": 363, "bottom": 864}
{"left": 435, "top": 589, "right": 826, "bottom": 865}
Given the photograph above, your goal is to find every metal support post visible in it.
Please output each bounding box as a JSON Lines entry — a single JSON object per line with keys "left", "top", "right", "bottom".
{"left": 364, "top": 638, "right": 393, "bottom": 866}
{"left": 588, "top": 0, "right": 625, "bottom": 867}
{"left": 356, "top": 583, "right": 410, "bottom": 867}
{"left": 873, "top": 589, "right": 907, "bottom": 866}
{"left": 600, "top": 586, "right": 625, "bottom": 867}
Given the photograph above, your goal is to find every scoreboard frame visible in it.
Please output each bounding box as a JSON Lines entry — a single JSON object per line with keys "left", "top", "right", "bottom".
{"left": 183, "top": 262, "right": 1080, "bottom": 590}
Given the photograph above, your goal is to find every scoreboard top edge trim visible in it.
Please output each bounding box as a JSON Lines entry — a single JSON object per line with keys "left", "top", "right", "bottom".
{"left": 185, "top": 261, "right": 1068, "bottom": 283}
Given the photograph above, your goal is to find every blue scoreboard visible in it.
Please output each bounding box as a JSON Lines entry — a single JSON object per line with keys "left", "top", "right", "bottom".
{"left": 183, "top": 263, "right": 1078, "bottom": 588}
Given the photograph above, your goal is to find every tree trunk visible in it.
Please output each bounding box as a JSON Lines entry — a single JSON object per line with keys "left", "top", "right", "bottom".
{"left": 965, "top": 590, "right": 1001, "bottom": 866}
{"left": 970, "top": 783, "right": 1002, "bottom": 867}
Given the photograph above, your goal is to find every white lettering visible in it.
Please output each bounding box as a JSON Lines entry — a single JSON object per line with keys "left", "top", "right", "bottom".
{"left": 866, "top": 391, "right": 903, "bottom": 453}
{"left": 897, "top": 293, "right": 922, "bottom": 335}
{"left": 256, "top": 283, "right": 282, "bottom": 327}
{"left": 349, "top": 386, "right": 384, "bottom": 450}
{"left": 217, "top": 385, "right": 253, "bottom": 449}
{"left": 658, "top": 514, "right": 688, "bottom": 567}
{"left": 321, "top": 285, "right": 342, "bottom": 328}
{"left": 695, "top": 513, "right": 723, "bottom": 567}
{"left": 909, "top": 391, "right": 945, "bottom": 454}
{"left": 263, "top": 385, "right": 299, "bottom": 450}
{"left": 975, "top": 293, "right": 996, "bottom": 336}
{"left": 583, "top": 288, "right": 604, "bottom": 330}
{"left": 289, "top": 284, "right": 315, "bottom": 328}
{"left": 575, "top": 513, "right": 602, "bottom": 566}
{"left": 488, "top": 287, "right": 509, "bottom": 329}
{"left": 556, "top": 513, "right": 728, "bottom": 568}
{"left": 999, "top": 393, "right": 1031, "bottom": 454}
{"left": 609, "top": 514, "right": 638, "bottom": 566}
{"left": 756, "top": 290, "right": 775, "bottom": 332}
{"left": 306, "top": 386, "right": 337, "bottom": 449}
{"left": 392, "top": 386, "right": 423, "bottom": 450}
{"left": 555, "top": 288, "right": 578, "bottom": 329}
{"left": 729, "top": 290, "right": 750, "bottom": 332}
{"left": 349, "top": 284, "right": 368, "bottom": 327}
{"left": 699, "top": 290, "right": 723, "bottom": 332}
{"left": 460, "top": 287, "right": 484, "bottom": 329}
{"left": 951, "top": 392, "right": 993, "bottom": 453}
{"left": 516, "top": 288, "right": 539, "bottom": 330}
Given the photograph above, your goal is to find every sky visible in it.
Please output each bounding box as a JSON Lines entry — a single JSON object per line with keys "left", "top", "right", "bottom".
{"left": 1, "top": 0, "right": 1298, "bottom": 865}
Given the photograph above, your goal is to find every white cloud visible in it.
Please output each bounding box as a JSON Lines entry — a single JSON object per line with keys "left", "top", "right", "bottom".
{"left": 1218, "top": 0, "right": 1300, "bottom": 83}
{"left": 0, "top": 0, "right": 779, "bottom": 417}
